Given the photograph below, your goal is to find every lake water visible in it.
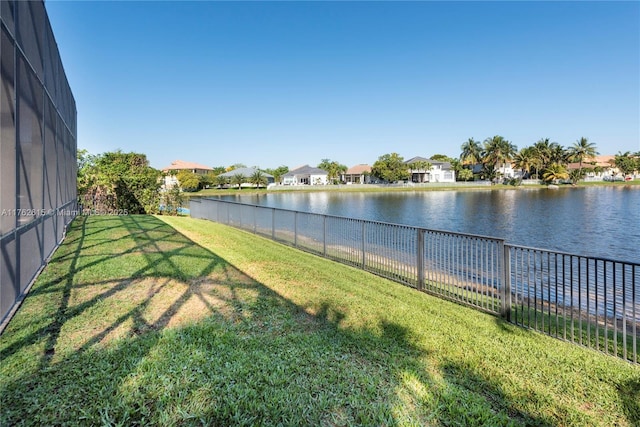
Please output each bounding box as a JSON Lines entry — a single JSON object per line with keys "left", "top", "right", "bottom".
{"left": 219, "top": 186, "right": 640, "bottom": 264}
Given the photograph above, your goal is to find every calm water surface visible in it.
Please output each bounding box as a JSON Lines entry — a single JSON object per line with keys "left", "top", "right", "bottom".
{"left": 221, "top": 186, "right": 640, "bottom": 263}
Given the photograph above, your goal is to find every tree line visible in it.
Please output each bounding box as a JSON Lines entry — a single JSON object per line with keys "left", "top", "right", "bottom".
{"left": 77, "top": 141, "right": 639, "bottom": 215}
{"left": 460, "top": 136, "right": 640, "bottom": 183}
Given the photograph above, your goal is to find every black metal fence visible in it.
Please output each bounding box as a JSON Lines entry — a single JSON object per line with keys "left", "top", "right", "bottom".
{"left": 191, "top": 198, "right": 639, "bottom": 364}
{"left": 1, "top": 1, "right": 77, "bottom": 330}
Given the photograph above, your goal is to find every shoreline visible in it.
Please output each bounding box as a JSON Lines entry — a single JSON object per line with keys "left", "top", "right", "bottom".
{"left": 185, "top": 179, "right": 640, "bottom": 198}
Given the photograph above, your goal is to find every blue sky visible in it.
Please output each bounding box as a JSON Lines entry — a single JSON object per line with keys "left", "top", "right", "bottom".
{"left": 45, "top": 1, "right": 639, "bottom": 171}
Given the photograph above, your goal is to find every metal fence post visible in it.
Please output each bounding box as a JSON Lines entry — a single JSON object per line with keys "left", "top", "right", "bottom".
{"left": 361, "top": 221, "right": 366, "bottom": 269}
{"left": 417, "top": 229, "right": 425, "bottom": 291}
{"left": 272, "top": 208, "right": 276, "bottom": 240}
{"left": 501, "top": 242, "right": 512, "bottom": 321}
{"left": 323, "top": 215, "right": 327, "bottom": 257}
{"left": 294, "top": 211, "right": 298, "bottom": 247}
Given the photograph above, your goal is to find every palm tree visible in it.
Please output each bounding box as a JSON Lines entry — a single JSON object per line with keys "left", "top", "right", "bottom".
{"left": 231, "top": 173, "right": 245, "bottom": 190}
{"left": 318, "top": 159, "right": 347, "bottom": 184}
{"left": 460, "top": 138, "right": 483, "bottom": 168}
{"left": 214, "top": 175, "right": 228, "bottom": 189}
{"left": 408, "top": 160, "right": 432, "bottom": 183}
{"left": 481, "top": 163, "right": 499, "bottom": 182}
{"left": 249, "top": 170, "right": 268, "bottom": 189}
{"left": 568, "top": 168, "right": 584, "bottom": 185}
{"left": 531, "top": 138, "right": 556, "bottom": 176}
{"left": 482, "top": 135, "right": 516, "bottom": 178}
{"left": 567, "top": 137, "right": 598, "bottom": 180}
{"left": 614, "top": 151, "right": 638, "bottom": 177}
{"left": 542, "top": 164, "right": 569, "bottom": 184}
{"left": 550, "top": 144, "right": 570, "bottom": 166}
{"left": 513, "top": 147, "right": 538, "bottom": 179}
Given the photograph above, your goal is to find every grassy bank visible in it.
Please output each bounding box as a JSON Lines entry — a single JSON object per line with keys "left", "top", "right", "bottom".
{"left": 1, "top": 215, "right": 638, "bottom": 426}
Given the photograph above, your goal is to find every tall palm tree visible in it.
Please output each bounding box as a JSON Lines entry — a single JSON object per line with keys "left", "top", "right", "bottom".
{"left": 513, "top": 147, "right": 538, "bottom": 179}
{"left": 531, "top": 138, "right": 565, "bottom": 178}
{"left": 460, "top": 138, "right": 483, "bottom": 167}
{"left": 567, "top": 137, "right": 598, "bottom": 179}
{"left": 482, "top": 135, "right": 516, "bottom": 178}
{"left": 550, "top": 144, "right": 570, "bottom": 166}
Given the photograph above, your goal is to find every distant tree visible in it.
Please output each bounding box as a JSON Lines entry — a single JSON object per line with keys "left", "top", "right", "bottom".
{"left": 408, "top": 160, "right": 431, "bottom": 171}
{"left": 531, "top": 138, "right": 563, "bottom": 178}
{"left": 448, "top": 158, "right": 464, "bottom": 178}
{"left": 569, "top": 168, "right": 585, "bottom": 185}
{"left": 430, "top": 154, "right": 455, "bottom": 163}
{"left": 214, "top": 175, "right": 228, "bottom": 188}
{"left": 513, "top": 147, "right": 538, "bottom": 179}
{"left": 227, "top": 163, "right": 247, "bottom": 172}
{"left": 550, "top": 144, "right": 570, "bottom": 166}
{"left": 614, "top": 151, "right": 639, "bottom": 176}
{"left": 542, "top": 164, "right": 569, "bottom": 184}
{"left": 480, "top": 164, "right": 499, "bottom": 183}
{"left": 371, "top": 153, "right": 409, "bottom": 183}
{"left": 249, "top": 170, "right": 268, "bottom": 188}
{"left": 265, "top": 165, "right": 289, "bottom": 184}
{"left": 567, "top": 137, "right": 598, "bottom": 180}
{"left": 457, "top": 168, "right": 474, "bottom": 182}
{"left": 318, "top": 159, "right": 347, "bottom": 184}
{"left": 200, "top": 171, "right": 218, "bottom": 188}
{"left": 460, "top": 138, "right": 483, "bottom": 167}
{"left": 483, "top": 135, "right": 516, "bottom": 178}
{"left": 408, "top": 160, "right": 431, "bottom": 182}
{"left": 176, "top": 170, "right": 200, "bottom": 192}
{"left": 77, "top": 148, "right": 94, "bottom": 174}
{"left": 231, "top": 173, "right": 245, "bottom": 190}
{"left": 211, "top": 166, "right": 227, "bottom": 176}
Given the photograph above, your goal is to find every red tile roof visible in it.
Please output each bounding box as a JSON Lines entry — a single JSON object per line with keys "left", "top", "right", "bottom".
{"left": 345, "top": 164, "right": 372, "bottom": 174}
{"left": 162, "top": 160, "right": 213, "bottom": 172}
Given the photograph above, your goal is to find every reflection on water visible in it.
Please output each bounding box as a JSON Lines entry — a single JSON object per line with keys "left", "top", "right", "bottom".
{"left": 221, "top": 186, "right": 640, "bottom": 263}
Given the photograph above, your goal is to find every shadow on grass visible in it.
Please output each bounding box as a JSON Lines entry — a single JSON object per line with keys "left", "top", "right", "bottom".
{"left": 620, "top": 378, "right": 640, "bottom": 425}
{"left": 0, "top": 215, "right": 600, "bottom": 425}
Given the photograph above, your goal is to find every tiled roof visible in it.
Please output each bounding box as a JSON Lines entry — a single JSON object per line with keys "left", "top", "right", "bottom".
{"left": 404, "top": 156, "right": 430, "bottom": 164}
{"left": 284, "top": 165, "right": 328, "bottom": 176}
{"left": 567, "top": 155, "right": 616, "bottom": 170}
{"left": 345, "top": 164, "right": 372, "bottom": 174}
{"left": 162, "top": 160, "right": 213, "bottom": 172}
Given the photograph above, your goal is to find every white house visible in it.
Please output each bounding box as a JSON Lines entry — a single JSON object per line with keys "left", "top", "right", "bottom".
{"left": 405, "top": 156, "right": 456, "bottom": 183}
{"left": 282, "top": 165, "right": 328, "bottom": 185}
{"left": 496, "top": 162, "right": 516, "bottom": 179}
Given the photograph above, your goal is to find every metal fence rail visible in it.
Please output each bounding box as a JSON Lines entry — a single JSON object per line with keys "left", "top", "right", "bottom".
{"left": 509, "top": 247, "right": 638, "bottom": 362}
{"left": 190, "top": 197, "right": 639, "bottom": 364}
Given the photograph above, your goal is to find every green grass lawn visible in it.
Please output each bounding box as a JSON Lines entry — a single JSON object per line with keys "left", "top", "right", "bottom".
{"left": 1, "top": 215, "right": 638, "bottom": 426}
